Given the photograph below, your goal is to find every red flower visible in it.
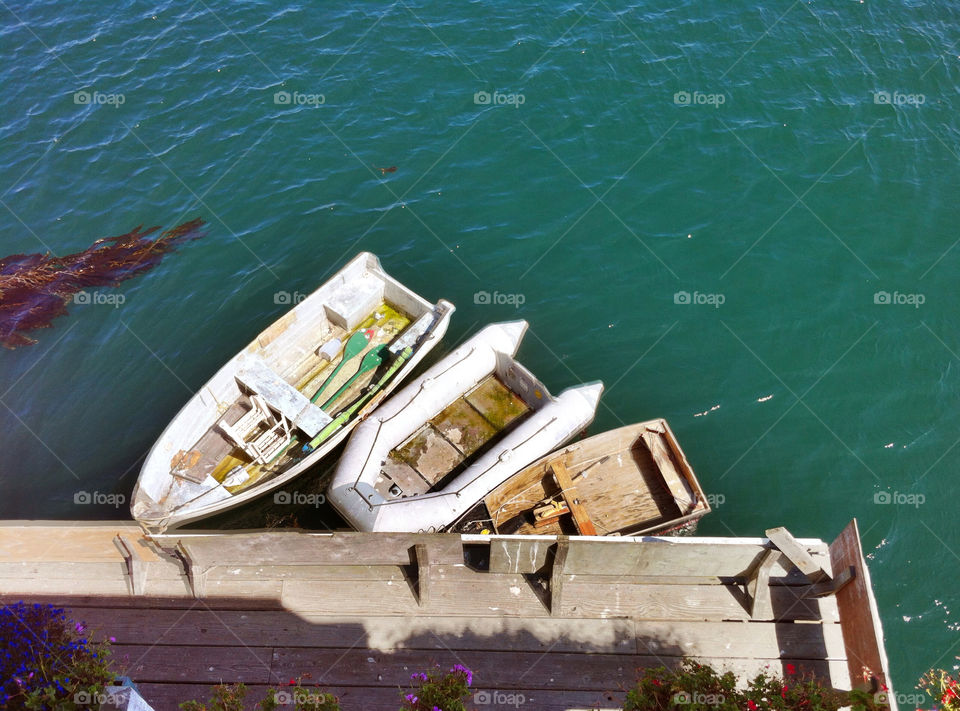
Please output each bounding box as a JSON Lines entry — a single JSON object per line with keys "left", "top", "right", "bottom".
{"left": 748, "top": 701, "right": 758, "bottom": 710}
{"left": 785, "top": 663, "right": 796, "bottom": 675}
{"left": 652, "top": 679, "right": 661, "bottom": 686}
{"left": 288, "top": 679, "right": 296, "bottom": 685}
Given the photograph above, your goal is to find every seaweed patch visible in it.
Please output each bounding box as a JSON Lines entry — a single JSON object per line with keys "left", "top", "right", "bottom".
{"left": 0, "top": 217, "right": 206, "bottom": 349}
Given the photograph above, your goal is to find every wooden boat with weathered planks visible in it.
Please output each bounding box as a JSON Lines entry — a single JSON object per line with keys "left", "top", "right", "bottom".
{"left": 451, "top": 419, "right": 711, "bottom": 536}
{"left": 131, "top": 253, "right": 454, "bottom": 532}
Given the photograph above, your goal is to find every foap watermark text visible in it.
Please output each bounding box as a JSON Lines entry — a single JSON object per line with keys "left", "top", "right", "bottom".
{"left": 274, "top": 90, "right": 325, "bottom": 106}
{"left": 274, "top": 491, "right": 326, "bottom": 507}
{"left": 74, "top": 290, "right": 125, "bottom": 308}
{"left": 274, "top": 290, "right": 307, "bottom": 306}
{"left": 474, "top": 90, "right": 525, "bottom": 108}
{"left": 674, "top": 90, "right": 725, "bottom": 107}
{"left": 272, "top": 691, "right": 336, "bottom": 706}
{"left": 74, "top": 491, "right": 126, "bottom": 508}
{"left": 874, "top": 291, "right": 924, "bottom": 308}
{"left": 874, "top": 491, "right": 924, "bottom": 508}
{"left": 475, "top": 290, "right": 525, "bottom": 308}
{"left": 874, "top": 90, "right": 925, "bottom": 106}
{"left": 74, "top": 90, "right": 125, "bottom": 107}
{"left": 674, "top": 291, "right": 724, "bottom": 308}
{"left": 474, "top": 690, "right": 526, "bottom": 707}
{"left": 674, "top": 691, "right": 727, "bottom": 705}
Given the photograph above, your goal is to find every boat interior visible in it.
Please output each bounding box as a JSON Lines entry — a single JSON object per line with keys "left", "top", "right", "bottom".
{"left": 164, "top": 301, "right": 414, "bottom": 505}
{"left": 373, "top": 365, "right": 543, "bottom": 501}
{"left": 459, "top": 421, "right": 706, "bottom": 536}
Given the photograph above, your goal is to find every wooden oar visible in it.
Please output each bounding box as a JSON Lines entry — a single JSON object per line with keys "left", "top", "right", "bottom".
{"left": 321, "top": 344, "right": 388, "bottom": 411}
{"left": 310, "top": 329, "right": 372, "bottom": 404}
{"left": 303, "top": 346, "right": 412, "bottom": 452}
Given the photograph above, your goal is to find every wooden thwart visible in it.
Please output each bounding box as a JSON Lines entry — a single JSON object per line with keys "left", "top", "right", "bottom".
{"left": 549, "top": 459, "right": 597, "bottom": 535}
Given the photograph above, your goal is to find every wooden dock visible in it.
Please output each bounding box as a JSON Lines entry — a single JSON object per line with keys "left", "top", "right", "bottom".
{"left": 0, "top": 520, "right": 894, "bottom": 711}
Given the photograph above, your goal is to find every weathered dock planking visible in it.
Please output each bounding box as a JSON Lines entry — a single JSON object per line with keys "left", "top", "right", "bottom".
{"left": 0, "top": 520, "right": 895, "bottom": 711}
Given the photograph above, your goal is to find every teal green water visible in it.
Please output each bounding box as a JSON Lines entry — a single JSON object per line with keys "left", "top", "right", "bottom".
{"left": 2, "top": 0, "right": 959, "bottom": 693}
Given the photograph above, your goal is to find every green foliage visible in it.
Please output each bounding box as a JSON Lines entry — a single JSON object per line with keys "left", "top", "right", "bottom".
{"left": 918, "top": 663, "right": 960, "bottom": 711}
{"left": 261, "top": 682, "right": 340, "bottom": 711}
{"left": 623, "top": 661, "right": 739, "bottom": 711}
{"left": 742, "top": 668, "right": 856, "bottom": 711}
{"left": 179, "top": 683, "right": 247, "bottom": 711}
{"left": 179, "top": 680, "right": 341, "bottom": 711}
{"left": 399, "top": 665, "right": 473, "bottom": 711}
{"left": 624, "top": 660, "right": 884, "bottom": 711}
{"left": 2, "top": 602, "right": 115, "bottom": 711}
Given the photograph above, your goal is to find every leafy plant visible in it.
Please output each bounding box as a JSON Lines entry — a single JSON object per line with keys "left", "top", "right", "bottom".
{"left": 180, "top": 683, "right": 247, "bottom": 711}
{"left": 260, "top": 679, "right": 340, "bottom": 711}
{"left": 918, "top": 663, "right": 960, "bottom": 711}
{"left": 623, "top": 661, "right": 738, "bottom": 711}
{"left": 399, "top": 665, "right": 473, "bottom": 711}
{"left": 179, "top": 679, "right": 340, "bottom": 711}
{"left": 1, "top": 601, "right": 115, "bottom": 711}
{"left": 624, "top": 660, "right": 883, "bottom": 711}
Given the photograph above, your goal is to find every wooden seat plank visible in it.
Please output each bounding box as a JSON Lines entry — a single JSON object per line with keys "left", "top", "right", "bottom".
{"left": 550, "top": 459, "right": 598, "bottom": 535}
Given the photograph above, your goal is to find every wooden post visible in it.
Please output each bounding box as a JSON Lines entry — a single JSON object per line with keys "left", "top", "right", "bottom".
{"left": 745, "top": 548, "right": 781, "bottom": 619}
{"left": 549, "top": 538, "right": 570, "bottom": 616}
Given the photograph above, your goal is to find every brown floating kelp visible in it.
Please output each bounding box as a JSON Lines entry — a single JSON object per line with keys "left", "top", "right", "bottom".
{"left": 0, "top": 218, "right": 206, "bottom": 349}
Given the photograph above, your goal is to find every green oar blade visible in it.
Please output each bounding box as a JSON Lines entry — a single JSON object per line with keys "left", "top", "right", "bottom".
{"left": 320, "top": 345, "right": 387, "bottom": 411}
{"left": 303, "top": 347, "right": 412, "bottom": 452}
{"left": 310, "top": 329, "right": 371, "bottom": 404}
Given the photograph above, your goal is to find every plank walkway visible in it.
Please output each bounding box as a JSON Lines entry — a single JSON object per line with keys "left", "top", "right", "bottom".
{"left": 0, "top": 521, "right": 893, "bottom": 711}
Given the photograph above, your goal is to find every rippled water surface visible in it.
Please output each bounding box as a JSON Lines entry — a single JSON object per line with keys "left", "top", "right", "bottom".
{"left": 2, "top": 0, "right": 959, "bottom": 691}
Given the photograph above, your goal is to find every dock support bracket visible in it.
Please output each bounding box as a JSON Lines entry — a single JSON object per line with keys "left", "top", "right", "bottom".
{"left": 803, "top": 565, "right": 857, "bottom": 598}
{"left": 113, "top": 534, "right": 148, "bottom": 596}
{"left": 413, "top": 543, "right": 430, "bottom": 608}
{"left": 549, "top": 537, "right": 570, "bottom": 616}
{"left": 174, "top": 541, "right": 206, "bottom": 599}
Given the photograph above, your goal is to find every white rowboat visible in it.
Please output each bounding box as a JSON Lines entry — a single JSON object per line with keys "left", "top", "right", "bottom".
{"left": 131, "top": 252, "right": 454, "bottom": 531}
